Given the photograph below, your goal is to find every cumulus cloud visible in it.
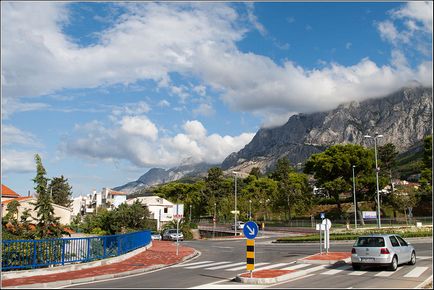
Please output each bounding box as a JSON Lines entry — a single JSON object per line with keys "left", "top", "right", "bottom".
{"left": 2, "top": 125, "right": 42, "bottom": 147}
{"left": 64, "top": 116, "right": 254, "bottom": 167}
{"left": 2, "top": 2, "right": 432, "bottom": 128}
{"left": 192, "top": 103, "right": 215, "bottom": 117}
{"left": 1, "top": 150, "right": 37, "bottom": 174}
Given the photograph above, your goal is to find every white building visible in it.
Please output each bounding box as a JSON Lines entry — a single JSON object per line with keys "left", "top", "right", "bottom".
{"left": 71, "top": 188, "right": 127, "bottom": 216}
{"left": 126, "top": 196, "right": 177, "bottom": 230}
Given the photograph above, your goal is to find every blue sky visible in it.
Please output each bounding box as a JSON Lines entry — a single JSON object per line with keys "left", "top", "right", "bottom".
{"left": 2, "top": 1, "right": 432, "bottom": 197}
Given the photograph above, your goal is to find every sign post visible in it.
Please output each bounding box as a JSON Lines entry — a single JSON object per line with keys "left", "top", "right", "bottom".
{"left": 321, "top": 218, "right": 332, "bottom": 254}
{"left": 243, "top": 221, "right": 258, "bottom": 278}
{"left": 174, "top": 204, "right": 184, "bottom": 256}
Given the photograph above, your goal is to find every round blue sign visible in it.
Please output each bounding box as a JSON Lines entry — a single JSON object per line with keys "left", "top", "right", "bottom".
{"left": 243, "top": 221, "right": 259, "bottom": 239}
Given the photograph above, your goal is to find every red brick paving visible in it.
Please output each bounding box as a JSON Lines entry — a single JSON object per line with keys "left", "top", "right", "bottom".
{"left": 2, "top": 241, "right": 195, "bottom": 287}
{"left": 302, "top": 252, "right": 351, "bottom": 260}
{"left": 239, "top": 269, "right": 294, "bottom": 278}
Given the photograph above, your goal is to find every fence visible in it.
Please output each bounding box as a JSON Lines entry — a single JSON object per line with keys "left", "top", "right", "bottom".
{"left": 2, "top": 230, "right": 151, "bottom": 271}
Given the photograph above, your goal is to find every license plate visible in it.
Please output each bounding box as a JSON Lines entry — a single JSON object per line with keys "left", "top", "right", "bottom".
{"left": 361, "top": 258, "right": 375, "bottom": 262}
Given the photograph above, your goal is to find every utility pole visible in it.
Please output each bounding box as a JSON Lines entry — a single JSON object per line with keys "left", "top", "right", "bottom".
{"left": 352, "top": 165, "right": 357, "bottom": 229}
{"left": 364, "top": 132, "right": 384, "bottom": 228}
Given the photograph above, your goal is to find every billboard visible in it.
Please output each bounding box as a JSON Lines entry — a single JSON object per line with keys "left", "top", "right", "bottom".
{"left": 362, "top": 211, "right": 377, "bottom": 219}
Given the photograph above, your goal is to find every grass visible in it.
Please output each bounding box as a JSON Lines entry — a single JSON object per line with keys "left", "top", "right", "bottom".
{"left": 274, "top": 226, "right": 432, "bottom": 243}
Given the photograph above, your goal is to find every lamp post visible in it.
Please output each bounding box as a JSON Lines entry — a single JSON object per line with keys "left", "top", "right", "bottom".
{"left": 364, "top": 132, "right": 383, "bottom": 228}
{"left": 249, "top": 199, "right": 252, "bottom": 221}
{"left": 213, "top": 202, "right": 216, "bottom": 239}
{"left": 233, "top": 171, "right": 238, "bottom": 236}
{"left": 189, "top": 204, "right": 192, "bottom": 221}
{"left": 352, "top": 165, "right": 357, "bottom": 229}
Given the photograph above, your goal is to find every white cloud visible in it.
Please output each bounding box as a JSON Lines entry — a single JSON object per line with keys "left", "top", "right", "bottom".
{"left": 192, "top": 103, "right": 215, "bottom": 117}
{"left": 245, "top": 2, "right": 267, "bottom": 36}
{"left": 120, "top": 115, "right": 158, "bottom": 141}
{"left": 2, "top": 125, "right": 42, "bottom": 147}
{"left": 1, "top": 149, "right": 36, "bottom": 174}
{"left": 158, "top": 99, "right": 170, "bottom": 107}
{"left": 3, "top": 2, "right": 432, "bottom": 128}
{"left": 345, "top": 42, "right": 352, "bottom": 49}
{"left": 64, "top": 117, "right": 254, "bottom": 168}
{"left": 391, "top": 1, "right": 432, "bottom": 33}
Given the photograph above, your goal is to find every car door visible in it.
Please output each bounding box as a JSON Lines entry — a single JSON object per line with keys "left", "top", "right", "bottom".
{"left": 396, "top": 235, "right": 411, "bottom": 262}
{"left": 389, "top": 235, "right": 401, "bottom": 260}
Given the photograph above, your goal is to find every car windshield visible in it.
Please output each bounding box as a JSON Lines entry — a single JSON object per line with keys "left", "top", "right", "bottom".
{"left": 168, "top": 230, "right": 178, "bottom": 234}
{"left": 355, "top": 237, "right": 385, "bottom": 247}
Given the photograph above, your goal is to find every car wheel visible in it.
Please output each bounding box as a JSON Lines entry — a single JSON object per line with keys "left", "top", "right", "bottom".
{"left": 408, "top": 251, "right": 416, "bottom": 265}
{"left": 388, "top": 255, "right": 398, "bottom": 271}
{"left": 352, "top": 264, "right": 361, "bottom": 271}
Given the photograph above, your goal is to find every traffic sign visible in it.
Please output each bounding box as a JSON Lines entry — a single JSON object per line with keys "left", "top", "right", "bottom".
{"left": 243, "top": 221, "right": 259, "bottom": 239}
{"left": 321, "top": 218, "right": 332, "bottom": 229}
{"left": 246, "top": 239, "right": 255, "bottom": 271}
{"left": 320, "top": 212, "right": 325, "bottom": 219}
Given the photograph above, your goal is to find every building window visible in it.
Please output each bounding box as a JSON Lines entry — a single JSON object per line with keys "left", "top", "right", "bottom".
{"left": 164, "top": 207, "right": 168, "bottom": 213}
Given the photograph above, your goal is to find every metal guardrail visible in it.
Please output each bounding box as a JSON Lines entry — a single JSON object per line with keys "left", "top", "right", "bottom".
{"left": 2, "top": 230, "right": 151, "bottom": 271}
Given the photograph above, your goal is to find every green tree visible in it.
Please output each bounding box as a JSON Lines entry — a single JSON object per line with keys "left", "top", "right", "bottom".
{"left": 32, "top": 154, "right": 62, "bottom": 238}
{"left": 419, "top": 135, "right": 432, "bottom": 193}
{"left": 249, "top": 167, "right": 262, "bottom": 179}
{"left": 241, "top": 177, "right": 277, "bottom": 221}
{"left": 4, "top": 200, "right": 20, "bottom": 223}
{"left": 304, "top": 144, "right": 375, "bottom": 215}
{"left": 48, "top": 175, "right": 73, "bottom": 207}
{"left": 378, "top": 143, "right": 399, "bottom": 190}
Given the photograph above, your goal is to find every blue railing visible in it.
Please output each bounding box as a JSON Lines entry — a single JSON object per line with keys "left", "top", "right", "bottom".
{"left": 2, "top": 230, "right": 152, "bottom": 271}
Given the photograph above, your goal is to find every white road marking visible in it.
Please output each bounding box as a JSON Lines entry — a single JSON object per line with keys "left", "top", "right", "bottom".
{"left": 205, "top": 262, "right": 245, "bottom": 270}
{"left": 404, "top": 267, "right": 429, "bottom": 278}
{"left": 417, "top": 256, "right": 432, "bottom": 260}
{"left": 226, "top": 262, "right": 270, "bottom": 271}
{"left": 172, "top": 260, "right": 213, "bottom": 268}
{"left": 348, "top": 270, "right": 367, "bottom": 276}
{"left": 375, "top": 267, "right": 402, "bottom": 277}
{"left": 186, "top": 261, "right": 229, "bottom": 269}
{"left": 280, "top": 263, "right": 311, "bottom": 270}
{"left": 321, "top": 265, "right": 352, "bottom": 275}
{"left": 303, "top": 265, "right": 328, "bottom": 274}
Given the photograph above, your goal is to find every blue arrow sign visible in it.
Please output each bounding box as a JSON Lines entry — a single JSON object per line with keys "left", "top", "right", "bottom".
{"left": 243, "top": 221, "right": 259, "bottom": 239}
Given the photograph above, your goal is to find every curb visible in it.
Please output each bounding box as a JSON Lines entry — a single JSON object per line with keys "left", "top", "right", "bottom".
{"left": 236, "top": 270, "right": 305, "bottom": 285}
{"left": 2, "top": 242, "right": 153, "bottom": 280}
{"left": 3, "top": 249, "right": 200, "bottom": 289}
{"left": 416, "top": 275, "right": 433, "bottom": 289}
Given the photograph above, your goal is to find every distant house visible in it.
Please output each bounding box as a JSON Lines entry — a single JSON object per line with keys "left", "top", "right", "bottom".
{"left": 1, "top": 184, "right": 72, "bottom": 225}
{"left": 71, "top": 188, "right": 127, "bottom": 216}
{"left": 126, "top": 196, "right": 176, "bottom": 230}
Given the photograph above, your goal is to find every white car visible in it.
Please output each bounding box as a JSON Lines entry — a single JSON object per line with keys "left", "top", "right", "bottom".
{"left": 162, "top": 229, "right": 184, "bottom": 241}
{"left": 231, "top": 221, "right": 245, "bottom": 230}
{"left": 351, "top": 234, "right": 416, "bottom": 271}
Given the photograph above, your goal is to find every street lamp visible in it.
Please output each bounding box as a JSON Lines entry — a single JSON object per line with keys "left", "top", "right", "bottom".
{"left": 233, "top": 171, "right": 239, "bottom": 236}
{"left": 249, "top": 199, "right": 252, "bottom": 221}
{"left": 189, "top": 204, "right": 192, "bottom": 221}
{"left": 352, "top": 165, "right": 357, "bottom": 229}
{"left": 364, "top": 132, "right": 384, "bottom": 228}
{"left": 213, "top": 202, "right": 216, "bottom": 239}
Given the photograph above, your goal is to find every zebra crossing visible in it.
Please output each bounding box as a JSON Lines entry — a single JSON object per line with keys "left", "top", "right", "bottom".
{"left": 174, "top": 257, "right": 431, "bottom": 279}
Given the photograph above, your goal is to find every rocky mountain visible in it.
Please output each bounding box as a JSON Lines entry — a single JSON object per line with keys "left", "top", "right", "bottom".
{"left": 113, "top": 162, "right": 216, "bottom": 194}
{"left": 115, "top": 86, "right": 432, "bottom": 193}
{"left": 221, "top": 86, "right": 432, "bottom": 174}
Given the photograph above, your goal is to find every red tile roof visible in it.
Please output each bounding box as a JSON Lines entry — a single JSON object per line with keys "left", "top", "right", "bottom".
{"left": 1, "top": 197, "right": 33, "bottom": 205}
{"left": 109, "top": 190, "right": 127, "bottom": 195}
{"left": 1, "top": 184, "right": 21, "bottom": 198}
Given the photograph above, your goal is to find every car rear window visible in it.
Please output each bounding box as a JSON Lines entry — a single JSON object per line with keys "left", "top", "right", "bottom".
{"left": 355, "top": 237, "right": 385, "bottom": 247}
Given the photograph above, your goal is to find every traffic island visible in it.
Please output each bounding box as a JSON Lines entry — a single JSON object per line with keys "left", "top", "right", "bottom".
{"left": 297, "top": 252, "right": 351, "bottom": 265}
{"left": 235, "top": 269, "right": 297, "bottom": 284}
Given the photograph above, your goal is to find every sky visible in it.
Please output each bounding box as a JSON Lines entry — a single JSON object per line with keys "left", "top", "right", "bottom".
{"left": 1, "top": 1, "right": 433, "bottom": 197}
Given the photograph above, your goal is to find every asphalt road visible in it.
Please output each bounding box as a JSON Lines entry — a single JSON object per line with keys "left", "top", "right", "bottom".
{"left": 64, "top": 235, "right": 432, "bottom": 289}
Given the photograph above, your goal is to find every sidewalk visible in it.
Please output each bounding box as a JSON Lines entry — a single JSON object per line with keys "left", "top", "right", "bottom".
{"left": 2, "top": 241, "right": 197, "bottom": 288}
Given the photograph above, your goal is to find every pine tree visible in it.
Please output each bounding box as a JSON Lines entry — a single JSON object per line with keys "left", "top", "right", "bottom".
{"left": 32, "top": 154, "right": 61, "bottom": 238}
{"left": 48, "top": 175, "right": 73, "bottom": 207}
